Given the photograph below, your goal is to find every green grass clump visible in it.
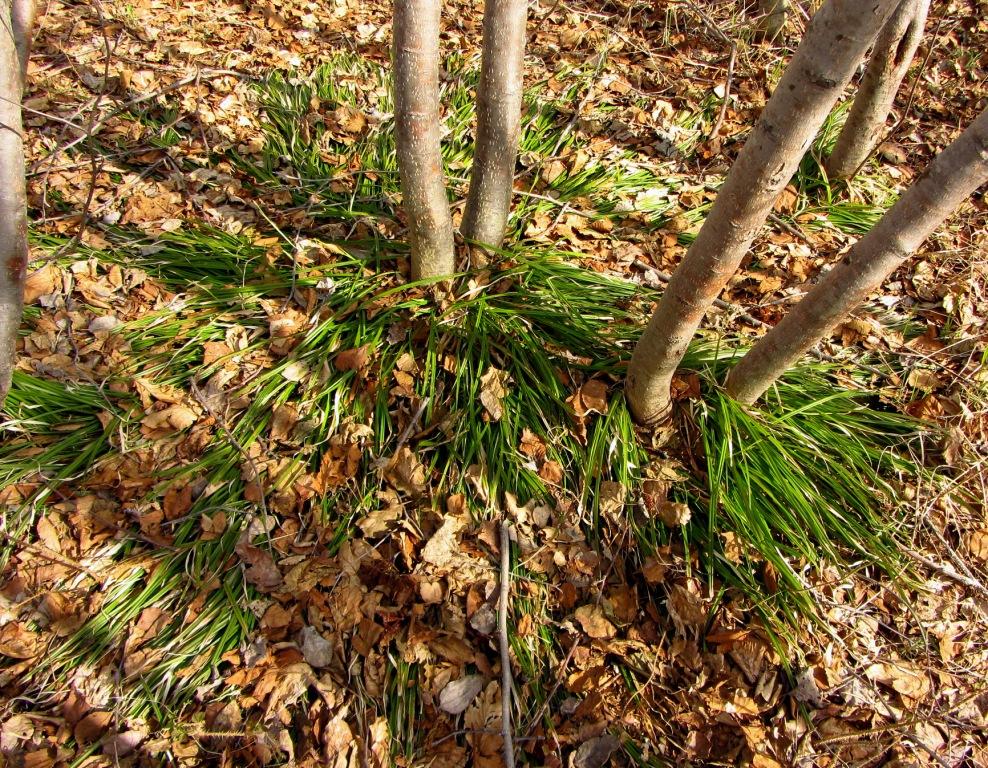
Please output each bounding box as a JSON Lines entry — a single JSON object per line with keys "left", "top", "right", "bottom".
{"left": 691, "top": 366, "right": 917, "bottom": 635}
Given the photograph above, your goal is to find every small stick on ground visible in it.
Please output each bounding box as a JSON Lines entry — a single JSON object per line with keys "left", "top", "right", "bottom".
{"left": 904, "top": 548, "right": 988, "bottom": 605}
{"left": 499, "top": 520, "right": 516, "bottom": 768}
{"left": 709, "top": 44, "right": 736, "bottom": 141}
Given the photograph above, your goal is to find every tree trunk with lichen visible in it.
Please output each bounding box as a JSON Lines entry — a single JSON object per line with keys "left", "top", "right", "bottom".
{"left": 757, "top": 0, "right": 788, "bottom": 41}
{"left": 625, "top": 0, "right": 898, "bottom": 426}
{"left": 826, "top": 0, "right": 929, "bottom": 180}
{"left": 394, "top": 0, "right": 456, "bottom": 280}
{"left": 0, "top": 0, "right": 35, "bottom": 403}
{"left": 461, "top": 0, "right": 528, "bottom": 259}
{"left": 726, "top": 107, "right": 988, "bottom": 405}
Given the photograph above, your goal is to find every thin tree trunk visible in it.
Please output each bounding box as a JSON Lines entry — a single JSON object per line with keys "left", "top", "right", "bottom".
{"left": 394, "top": 0, "right": 456, "bottom": 280}
{"left": 826, "top": 0, "right": 929, "bottom": 180}
{"left": 726, "top": 107, "right": 988, "bottom": 404}
{"left": 0, "top": 0, "right": 34, "bottom": 403}
{"left": 757, "top": 0, "right": 788, "bottom": 41}
{"left": 625, "top": 0, "right": 898, "bottom": 426}
{"left": 461, "top": 0, "right": 528, "bottom": 258}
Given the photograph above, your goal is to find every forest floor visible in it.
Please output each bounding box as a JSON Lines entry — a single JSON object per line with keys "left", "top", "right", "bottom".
{"left": 1, "top": 0, "right": 987, "bottom": 766}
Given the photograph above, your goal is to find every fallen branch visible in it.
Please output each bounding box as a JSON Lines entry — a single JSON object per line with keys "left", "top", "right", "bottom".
{"left": 499, "top": 519, "right": 516, "bottom": 768}
{"left": 904, "top": 548, "right": 988, "bottom": 605}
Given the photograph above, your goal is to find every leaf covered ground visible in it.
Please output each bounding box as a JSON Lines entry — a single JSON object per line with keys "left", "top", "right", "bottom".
{"left": 2, "top": 1, "right": 988, "bottom": 766}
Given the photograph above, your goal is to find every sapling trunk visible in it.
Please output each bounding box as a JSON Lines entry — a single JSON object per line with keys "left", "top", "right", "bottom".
{"left": 461, "top": 0, "right": 527, "bottom": 257}
{"left": 726, "top": 107, "right": 988, "bottom": 404}
{"left": 394, "top": 0, "right": 456, "bottom": 280}
{"left": 625, "top": 0, "right": 898, "bottom": 425}
{"left": 826, "top": 0, "right": 930, "bottom": 180}
{"left": 757, "top": 0, "right": 788, "bottom": 41}
{"left": 0, "top": 0, "right": 34, "bottom": 403}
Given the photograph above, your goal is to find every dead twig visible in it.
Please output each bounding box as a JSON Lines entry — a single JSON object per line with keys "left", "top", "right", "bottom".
{"left": 767, "top": 212, "right": 815, "bottom": 246}
{"left": 499, "top": 520, "right": 516, "bottom": 768}
{"left": 903, "top": 548, "right": 988, "bottom": 605}
{"left": 709, "top": 44, "right": 736, "bottom": 141}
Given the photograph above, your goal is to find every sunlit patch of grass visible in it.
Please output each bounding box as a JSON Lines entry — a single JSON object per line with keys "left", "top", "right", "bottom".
{"left": 686, "top": 362, "right": 918, "bottom": 640}
{"left": 791, "top": 101, "right": 905, "bottom": 236}
{"left": 235, "top": 54, "right": 687, "bottom": 241}
{"left": 384, "top": 657, "right": 422, "bottom": 761}
{"left": 15, "top": 217, "right": 927, "bottom": 756}
{"left": 0, "top": 373, "right": 129, "bottom": 565}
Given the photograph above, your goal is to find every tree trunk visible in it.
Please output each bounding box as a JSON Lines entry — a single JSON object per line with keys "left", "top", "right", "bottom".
{"left": 0, "top": 0, "right": 34, "bottom": 403}
{"left": 726, "top": 107, "right": 988, "bottom": 405}
{"left": 461, "top": 0, "right": 528, "bottom": 257}
{"left": 757, "top": 0, "right": 788, "bottom": 41}
{"left": 826, "top": 0, "right": 929, "bottom": 180}
{"left": 394, "top": 0, "right": 456, "bottom": 280}
{"left": 625, "top": 0, "right": 898, "bottom": 426}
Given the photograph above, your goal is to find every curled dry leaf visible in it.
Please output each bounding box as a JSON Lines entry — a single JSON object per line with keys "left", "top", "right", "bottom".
{"left": 102, "top": 729, "right": 147, "bottom": 759}
{"left": 269, "top": 403, "right": 299, "bottom": 441}
{"left": 568, "top": 379, "right": 609, "bottom": 417}
{"left": 357, "top": 490, "right": 404, "bottom": 537}
{"left": 383, "top": 446, "right": 427, "bottom": 496}
{"left": 299, "top": 626, "right": 334, "bottom": 669}
{"left": 335, "top": 345, "right": 371, "bottom": 377}
{"left": 439, "top": 674, "right": 485, "bottom": 715}
{"left": 235, "top": 533, "right": 282, "bottom": 592}
{"left": 479, "top": 365, "right": 511, "bottom": 421}
{"left": 657, "top": 500, "right": 691, "bottom": 527}
{"left": 574, "top": 604, "right": 617, "bottom": 639}
{"left": 140, "top": 404, "right": 198, "bottom": 437}
{"left": 74, "top": 711, "right": 112, "bottom": 744}
{"left": 571, "top": 733, "right": 621, "bottom": 768}
{"left": 597, "top": 480, "right": 626, "bottom": 522}
{"left": 422, "top": 515, "right": 466, "bottom": 569}
{"left": 23, "top": 263, "right": 61, "bottom": 304}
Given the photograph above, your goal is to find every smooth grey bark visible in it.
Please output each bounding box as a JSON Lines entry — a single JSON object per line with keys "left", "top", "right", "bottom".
{"left": 461, "top": 0, "right": 528, "bottom": 256}
{"left": 826, "top": 0, "right": 930, "bottom": 180}
{"left": 727, "top": 107, "right": 988, "bottom": 404}
{"left": 0, "top": 0, "right": 34, "bottom": 402}
{"left": 757, "top": 0, "right": 788, "bottom": 41}
{"left": 625, "top": 0, "right": 898, "bottom": 426}
{"left": 394, "top": 0, "right": 456, "bottom": 280}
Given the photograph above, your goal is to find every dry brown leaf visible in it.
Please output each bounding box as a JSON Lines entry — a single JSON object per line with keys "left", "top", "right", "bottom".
{"left": 571, "top": 734, "right": 621, "bottom": 768}
{"left": 23, "top": 264, "right": 61, "bottom": 304}
{"left": 966, "top": 529, "right": 988, "bottom": 562}
{"left": 235, "top": 533, "right": 282, "bottom": 592}
{"left": 269, "top": 403, "right": 299, "bottom": 441}
{"left": 74, "top": 711, "right": 112, "bottom": 744}
{"left": 574, "top": 604, "right": 617, "bottom": 639}
{"left": 479, "top": 366, "right": 510, "bottom": 421}
{"left": 439, "top": 675, "right": 484, "bottom": 715}
{"left": 335, "top": 345, "right": 370, "bottom": 377}
{"left": 383, "top": 446, "right": 427, "bottom": 496}
{"left": 656, "top": 500, "right": 691, "bottom": 527}
{"left": 140, "top": 405, "right": 198, "bottom": 437}
{"left": 421, "top": 515, "right": 466, "bottom": 569}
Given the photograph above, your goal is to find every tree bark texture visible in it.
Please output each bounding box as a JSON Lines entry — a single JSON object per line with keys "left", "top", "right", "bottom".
{"left": 0, "top": 0, "right": 34, "bottom": 402}
{"left": 394, "top": 0, "right": 456, "bottom": 280}
{"left": 461, "top": 0, "right": 528, "bottom": 256}
{"left": 757, "top": 0, "right": 788, "bottom": 41}
{"left": 726, "top": 107, "right": 988, "bottom": 404}
{"left": 826, "top": 0, "right": 929, "bottom": 180}
{"left": 625, "top": 0, "right": 898, "bottom": 426}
